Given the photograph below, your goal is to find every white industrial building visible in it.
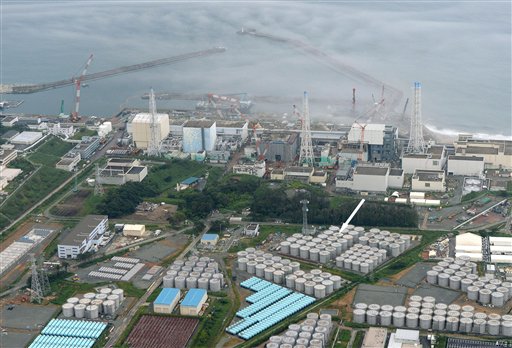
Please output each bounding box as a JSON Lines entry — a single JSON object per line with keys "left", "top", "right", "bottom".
{"left": 244, "top": 223, "right": 260, "bottom": 237}
{"left": 123, "top": 224, "right": 147, "bottom": 237}
{"left": 58, "top": 215, "right": 108, "bottom": 259}
{"left": 96, "top": 158, "right": 148, "bottom": 185}
{"left": 402, "top": 145, "right": 447, "bottom": 174}
{"left": 216, "top": 120, "right": 249, "bottom": 141}
{"left": 455, "top": 232, "right": 483, "bottom": 261}
{"left": 336, "top": 164, "right": 404, "bottom": 192}
{"left": 10, "top": 131, "right": 43, "bottom": 145}
{"left": 387, "top": 329, "right": 420, "bottom": 348}
{"left": 180, "top": 289, "right": 207, "bottom": 316}
{"left": 182, "top": 120, "right": 217, "bottom": 153}
{"left": 98, "top": 122, "right": 112, "bottom": 137}
{"left": 153, "top": 288, "right": 180, "bottom": 314}
{"left": 0, "top": 167, "right": 22, "bottom": 190}
{"left": 0, "top": 149, "right": 17, "bottom": 166}
{"left": 447, "top": 155, "right": 485, "bottom": 176}
{"left": 130, "top": 112, "right": 170, "bottom": 150}
{"left": 454, "top": 134, "right": 512, "bottom": 169}
{"left": 47, "top": 123, "right": 75, "bottom": 137}
{"left": 232, "top": 161, "right": 266, "bottom": 177}
{"left": 411, "top": 169, "right": 445, "bottom": 192}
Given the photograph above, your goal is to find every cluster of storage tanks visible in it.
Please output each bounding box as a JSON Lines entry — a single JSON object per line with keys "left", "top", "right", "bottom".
{"left": 352, "top": 295, "right": 512, "bottom": 337}
{"left": 279, "top": 228, "right": 411, "bottom": 273}
{"left": 237, "top": 248, "right": 349, "bottom": 299}
{"left": 426, "top": 256, "right": 512, "bottom": 308}
{"left": 62, "top": 287, "right": 125, "bottom": 319}
{"left": 163, "top": 256, "right": 224, "bottom": 292}
{"left": 265, "top": 312, "right": 333, "bottom": 348}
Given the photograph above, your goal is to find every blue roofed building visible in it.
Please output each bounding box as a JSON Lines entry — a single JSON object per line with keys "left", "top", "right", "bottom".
{"left": 180, "top": 288, "right": 208, "bottom": 316}
{"left": 178, "top": 176, "right": 200, "bottom": 191}
{"left": 153, "top": 288, "right": 181, "bottom": 314}
{"left": 201, "top": 233, "right": 219, "bottom": 246}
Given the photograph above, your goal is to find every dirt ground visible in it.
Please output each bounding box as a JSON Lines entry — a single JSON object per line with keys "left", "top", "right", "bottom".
{"left": 51, "top": 189, "right": 92, "bottom": 216}
{"left": 333, "top": 287, "right": 357, "bottom": 321}
{"left": 0, "top": 221, "right": 61, "bottom": 252}
{"left": 123, "top": 204, "right": 177, "bottom": 223}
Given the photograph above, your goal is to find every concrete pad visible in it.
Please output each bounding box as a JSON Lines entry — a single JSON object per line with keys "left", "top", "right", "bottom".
{"left": 395, "top": 262, "right": 432, "bottom": 288}
{"left": 0, "top": 304, "right": 57, "bottom": 330}
{"left": 353, "top": 284, "right": 408, "bottom": 306}
{"left": 413, "top": 284, "right": 461, "bottom": 304}
{"left": 0, "top": 331, "right": 35, "bottom": 348}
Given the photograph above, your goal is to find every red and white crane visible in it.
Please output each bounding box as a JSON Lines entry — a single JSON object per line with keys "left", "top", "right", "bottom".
{"left": 71, "top": 54, "right": 94, "bottom": 122}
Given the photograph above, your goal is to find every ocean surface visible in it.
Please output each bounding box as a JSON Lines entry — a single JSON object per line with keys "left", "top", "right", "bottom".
{"left": 1, "top": 1, "right": 511, "bottom": 138}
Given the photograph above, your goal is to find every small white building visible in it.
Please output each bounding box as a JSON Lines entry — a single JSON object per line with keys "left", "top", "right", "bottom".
{"left": 455, "top": 232, "right": 483, "bottom": 261}
{"left": 201, "top": 234, "right": 219, "bottom": 246}
{"left": 47, "top": 123, "right": 75, "bottom": 137}
{"left": 232, "top": 162, "right": 266, "bottom": 177}
{"left": 447, "top": 155, "right": 485, "bottom": 176}
{"left": 0, "top": 149, "right": 17, "bottom": 166}
{"left": 1, "top": 116, "right": 18, "bottom": 127}
{"left": 489, "top": 236, "right": 512, "bottom": 263}
{"left": 123, "top": 224, "right": 147, "bottom": 237}
{"left": 56, "top": 152, "right": 81, "bottom": 172}
{"left": 216, "top": 120, "right": 249, "bottom": 141}
{"left": 388, "top": 329, "right": 420, "bottom": 348}
{"left": 244, "top": 223, "right": 260, "bottom": 237}
{"left": 336, "top": 164, "right": 389, "bottom": 192}
{"left": 153, "top": 288, "right": 180, "bottom": 314}
{"left": 411, "top": 169, "right": 445, "bottom": 192}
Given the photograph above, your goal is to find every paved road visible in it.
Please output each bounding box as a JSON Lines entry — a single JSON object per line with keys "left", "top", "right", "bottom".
{"left": 105, "top": 223, "right": 210, "bottom": 347}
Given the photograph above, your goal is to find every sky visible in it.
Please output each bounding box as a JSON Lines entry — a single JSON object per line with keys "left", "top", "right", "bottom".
{"left": 1, "top": 1, "right": 511, "bottom": 137}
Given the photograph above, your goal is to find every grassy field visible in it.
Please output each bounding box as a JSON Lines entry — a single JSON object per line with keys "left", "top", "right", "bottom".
{"left": 28, "top": 136, "right": 75, "bottom": 166}
{"left": 334, "top": 329, "right": 351, "bottom": 348}
{"left": 70, "top": 128, "right": 97, "bottom": 140}
{"left": 50, "top": 275, "right": 101, "bottom": 305}
{"left": 229, "top": 224, "right": 302, "bottom": 252}
{"left": 190, "top": 297, "right": 232, "bottom": 348}
{"left": 352, "top": 331, "right": 365, "bottom": 348}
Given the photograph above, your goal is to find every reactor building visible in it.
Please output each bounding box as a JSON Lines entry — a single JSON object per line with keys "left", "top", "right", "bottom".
{"left": 129, "top": 112, "right": 170, "bottom": 150}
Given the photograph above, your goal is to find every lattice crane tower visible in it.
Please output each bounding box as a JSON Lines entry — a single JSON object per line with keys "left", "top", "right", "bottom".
{"left": 30, "top": 254, "right": 43, "bottom": 303}
{"left": 146, "top": 88, "right": 162, "bottom": 157}
{"left": 94, "top": 164, "right": 104, "bottom": 196}
{"left": 406, "top": 82, "right": 426, "bottom": 154}
{"left": 299, "top": 91, "right": 314, "bottom": 166}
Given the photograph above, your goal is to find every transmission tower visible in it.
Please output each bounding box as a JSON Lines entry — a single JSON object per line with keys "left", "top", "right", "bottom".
{"left": 30, "top": 254, "right": 43, "bottom": 303}
{"left": 299, "top": 91, "right": 314, "bottom": 166}
{"left": 94, "top": 164, "right": 104, "bottom": 196}
{"left": 406, "top": 82, "right": 426, "bottom": 154}
{"left": 146, "top": 88, "right": 162, "bottom": 157}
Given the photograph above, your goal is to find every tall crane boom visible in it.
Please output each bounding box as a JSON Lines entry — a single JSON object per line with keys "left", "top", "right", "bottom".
{"left": 71, "top": 54, "right": 94, "bottom": 122}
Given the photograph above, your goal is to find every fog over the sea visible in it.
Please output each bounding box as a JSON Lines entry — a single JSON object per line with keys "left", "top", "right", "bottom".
{"left": 2, "top": 1, "right": 510, "bottom": 137}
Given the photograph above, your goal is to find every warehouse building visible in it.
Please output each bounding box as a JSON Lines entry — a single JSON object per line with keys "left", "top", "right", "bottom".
{"left": 0, "top": 149, "right": 17, "bottom": 166}
{"left": 96, "top": 158, "right": 148, "bottom": 185}
{"left": 388, "top": 329, "right": 420, "bottom": 348}
{"left": 153, "top": 288, "right": 181, "bottom": 314}
{"left": 411, "top": 169, "right": 445, "bottom": 192}
{"left": 201, "top": 234, "right": 219, "bottom": 246}
{"left": 335, "top": 163, "right": 404, "bottom": 192}
{"left": 447, "top": 155, "right": 485, "bottom": 176}
{"left": 123, "top": 224, "right": 147, "bottom": 237}
{"left": 454, "top": 134, "right": 512, "bottom": 169}
{"left": 74, "top": 136, "right": 100, "bottom": 159}
{"left": 284, "top": 166, "right": 314, "bottom": 183}
{"left": 130, "top": 112, "right": 170, "bottom": 150}
{"left": 57, "top": 215, "right": 108, "bottom": 259}
{"left": 182, "top": 120, "right": 217, "bottom": 153}
{"left": 216, "top": 120, "right": 249, "bottom": 141}
{"left": 455, "top": 232, "right": 483, "bottom": 261}
{"left": 233, "top": 161, "right": 266, "bottom": 178}
{"left": 55, "top": 152, "right": 81, "bottom": 172}
{"left": 402, "top": 145, "right": 447, "bottom": 174}
{"left": 180, "top": 289, "right": 208, "bottom": 316}
{"left": 489, "top": 236, "right": 512, "bottom": 263}
{"left": 10, "top": 131, "right": 43, "bottom": 145}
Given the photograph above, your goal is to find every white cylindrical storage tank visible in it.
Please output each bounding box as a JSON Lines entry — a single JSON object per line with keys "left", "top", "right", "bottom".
{"left": 360, "top": 262, "right": 369, "bottom": 274}
{"left": 112, "top": 289, "right": 124, "bottom": 303}
{"left": 74, "top": 304, "right": 86, "bottom": 318}
{"left": 393, "top": 312, "right": 405, "bottom": 327}
{"left": 255, "top": 264, "right": 266, "bottom": 277}
{"left": 67, "top": 297, "right": 79, "bottom": 305}
{"left": 496, "top": 287, "right": 510, "bottom": 301}
{"left": 264, "top": 267, "right": 275, "bottom": 281}
{"left": 389, "top": 243, "right": 400, "bottom": 257}
{"left": 273, "top": 270, "right": 284, "bottom": 284}
{"left": 479, "top": 289, "right": 492, "bottom": 304}
{"left": 459, "top": 317, "right": 472, "bottom": 333}
{"left": 488, "top": 320, "right": 500, "bottom": 335}
{"left": 322, "top": 280, "right": 334, "bottom": 295}
{"left": 368, "top": 304, "right": 381, "bottom": 311}
{"left": 299, "top": 246, "right": 310, "bottom": 259}
{"left": 174, "top": 276, "right": 186, "bottom": 289}
{"left": 209, "top": 278, "right": 221, "bottom": 292}
{"left": 213, "top": 273, "right": 224, "bottom": 286}
{"left": 446, "top": 317, "right": 459, "bottom": 332}
{"left": 289, "top": 262, "right": 300, "bottom": 273}
{"left": 198, "top": 278, "right": 209, "bottom": 290}
{"left": 354, "top": 303, "right": 368, "bottom": 310}
{"left": 467, "top": 286, "right": 479, "bottom": 301}
{"left": 318, "top": 251, "right": 330, "bottom": 264}
{"left": 367, "top": 310, "right": 379, "bottom": 325}
{"left": 426, "top": 271, "right": 438, "bottom": 284}
{"left": 163, "top": 275, "right": 174, "bottom": 288}
{"left": 447, "top": 311, "right": 460, "bottom": 318}
{"left": 488, "top": 313, "right": 501, "bottom": 321}
{"left": 448, "top": 304, "right": 461, "bottom": 311}
{"left": 314, "top": 284, "right": 326, "bottom": 299}
{"left": 91, "top": 299, "right": 103, "bottom": 313}
{"left": 423, "top": 296, "right": 435, "bottom": 304}
{"left": 100, "top": 288, "right": 112, "bottom": 296}
{"left": 85, "top": 305, "right": 99, "bottom": 319}
{"left": 309, "top": 248, "right": 319, "bottom": 262}
{"left": 79, "top": 298, "right": 91, "bottom": 306}
{"left": 406, "top": 313, "right": 418, "bottom": 328}
{"left": 352, "top": 260, "right": 360, "bottom": 272}
{"left": 83, "top": 292, "right": 96, "bottom": 300}
{"left": 330, "top": 275, "right": 342, "bottom": 290}
{"left": 290, "top": 244, "right": 300, "bottom": 257}
{"left": 380, "top": 311, "right": 392, "bottom": 326}
{"left": 407, "top": 308, "right": 420, "bottom": 315}
{"left": 434, "top": 303, "right": 447, "bottom": 310}
{"left": 280, "top": 241, "right": 291, "bottom": 255}
{"left": 181, "top": 266, "right": 193, "bottom": 273}
{"left": 420, "top": 308, "right": 434, "bottom": 316}
{"left": 339, "top": 238, "right": 348, "bottom": 251}
{"left": 295, "top": 278, "right": 306, "bottom": 292}
{"left": 344, "top": 259, "right": 352, "bottom": 270}
{"left": 394, "top": 306, "right": 407, "bottom": 313}
{"left": 438, "top": 273, "right": 450, "bottom": 287}
{"left": 305, "top": 281, "right": 316, "bottom": 296}
{"left": 335, "top": 256, "right": 344, "bottom": 268}
{"left": 238, "top": 258, "right": 248, "bottom": 271}
{"left": 409, "top": 301, "right": 421, "bottom": 309}
{"left": 186, "top": 277, "right": 198, "bottom": 289}
{"left": 461, "top": 278, "right": 472, "bottom": 292}
{"left": 501, "top": 321, "right": 512, "bottom": 337}
{"left": 432, "top": 315, "right": 446, "bottom": 330}
{"left": 282, "top": 266, "right": 293, "bottom": 275}
{"left": 62, "top": 303, "right": 74, "bottom": 317}
{"left": 491, "top": 292, "right": 504, "bottom": 307}
{"left": 419, "top": 314, "right": 432, "bottom": 330}
{"left": 285, "top": 274, "right": 297, "bottom": 289}
{"left": 266, "top": 343, "right": 279, "bottom": 348}
{"left": 107, "top": 294, "right": 120, "bottom": 309}
{"left": 449, "top": 276, "right": 461, "bottom": 290}
{"left": 473, "top": 318, "right": 486, "bottom": 334}
{"left": 95, "top": 293, "right": 108, "bottom": 301}
{"left": 246, "top": 261, "right": 257, "bottom": 274}
{"left": 474, "top": 312, "right": 487, "bottom": 320}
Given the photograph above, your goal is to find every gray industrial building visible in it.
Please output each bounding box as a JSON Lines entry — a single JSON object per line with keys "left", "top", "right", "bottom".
{"left": 74, "top": 136, "right": 100, "bottom": 159}
{"left": 263, "top": 133, "right": 299, "bottom": 163}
